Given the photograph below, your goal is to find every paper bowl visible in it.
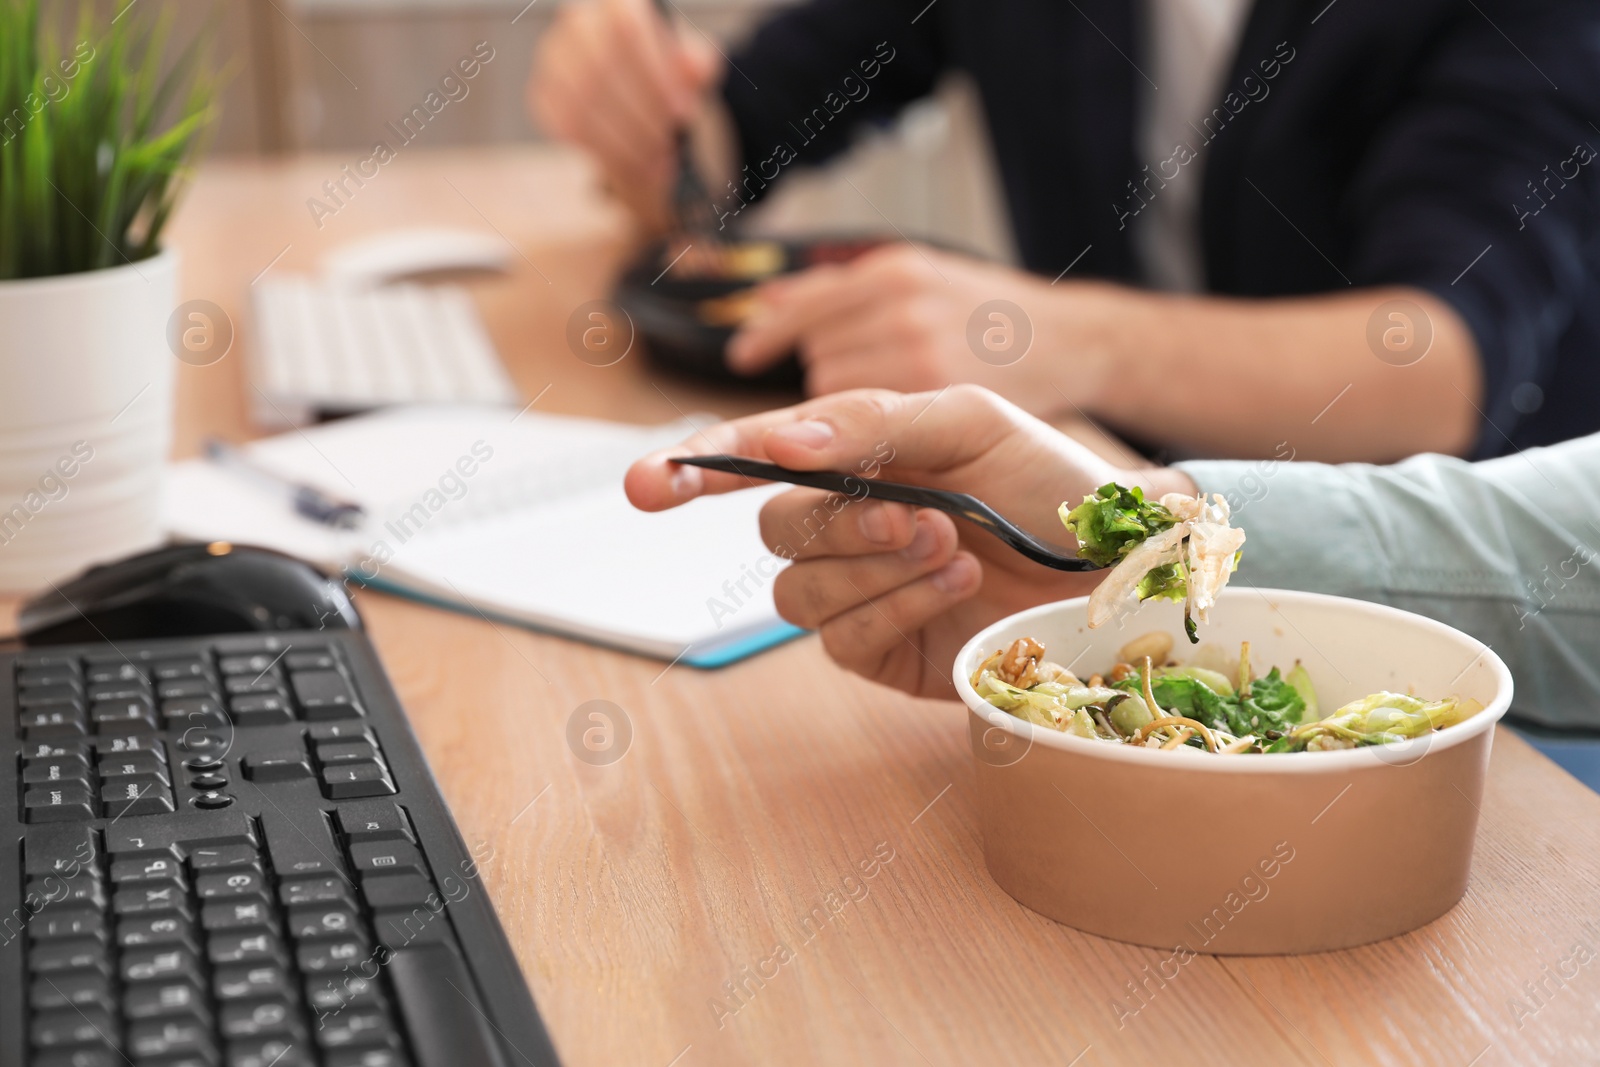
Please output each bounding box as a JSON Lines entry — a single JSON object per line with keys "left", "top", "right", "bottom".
{"left": 953, "top": 588, "right": 1512, "bottom": 955}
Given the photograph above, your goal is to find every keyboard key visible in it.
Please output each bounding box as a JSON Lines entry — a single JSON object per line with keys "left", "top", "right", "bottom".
{"left": 244, "top": 749, "right": 313, "bottom": 782}
{"left": 337, "top": 800, "right": 414, "bottom": 843}
{"left": 30, "top": 968, "right": 111, "bottom": 1009}
{"left": 17, "top": 650, "right": 80, "bottom": 669}
{"left": 33, "top": 907, "right": 106, "bottom": 941}
{"left": 190, "top": 843, "right": 262, "bottom": 872}
{"left": 323, "top": 761, "right": 395, "bottom": 799}
{"left": 114, "top": 883, "right": 192, "bottom": 918}
{"left": 96, "top": 717, "right": 164, "bottom": 744}
{"left": 358, "top": 874, "right": 437, "bottom": 910}
{"left": 117, "top": 912, "right": 198, "bottom": 951}
{"left": 214, "top": 963, "right": 294, "bottom": 1001}
{"left": 305, "top": 703, "right": 363, "bottom": 723}
{"left": 35, "top": 1049, "right": 121, "bottom": 1067}
{"left": 18, "top": 665, "right": 82, "bottom": 687}
{"left": 21, "top": 752, "right": 91, "bottom": 785}
{"left": 230, "top": 692, "right": 293, "bottom": 725}
{"left": 374, "top": 907, "right": 454, "bottom": 950}
{"left": 326, "top": 1049, "right": 409, "bottom": 1067}
{"left": 220, "top": 653, "right": 284, "bottom": 676}
{"left": 101, "top": 778, "right": 176, "bottom": 819}
{"left": 24, "top": 784, "right": 96, "bottom": 823}
{"left": 309, "top": 722, "right": 372, "bottom": 743}
{"left": 318, "top": 739, "right": 378, "bottom": 765}
{"left": 209, "top": 930, "right": 287, "bottom": 966}
{"left": 27, "top": 873, "right": 105, "bottom": 909}
{"left": 193, "top": 790, "right": 237, "bottom": 809}
{"left": 105, "top": 791, "right": 177, "bottom": 820}
{"left": 307, "top": 973, "right": 384, "bottom": 1015}
{"left": 225, "top": 675, "right": 286, "bottom": 696}
{"left": 112, "top": 790, "right": 180, "bottom": 825}
{"left": 24, "top": 738, "right": 91, "bottom": 760}
{"left": 112, "top": 852, "right": 184, "bottom": 884}
{"left": 98, "top": 750, "right": 170, "bottom": 782}
{"left": 315, "top": 1007, "right": 393, "bottom": 1050}
{"left": 19, "top": 683, "right": 87, "bottom": 707}
{"left": 128, "top": 1016, "right": 217, "bottom": 1060}
{"left": 30, "top": 1005, "right": 117, "bottom": 1048}
{"left": 281, "top": 876, "right": 355, "bottom": 908}
{"left": 91, "top": 700, "right": 158, "bottom": 735}
{"left": 107, "top": 808, "right": 254, "bottom": 857}
{"left": 296, "top": 936, "right": 369, "bottom": 973}
{"left": 93, "top": 733, "right": 166, "bottom": 757}
{"left": 161, "top": 677, "right": 223, "bottom": 700}
{"left": 161, "top": 696, "right": 227, "bottom": 729}
{"left": 24, "top": 823, "right": 99, "bottom": 877}
{"left": 214, "top": 634, "right": 296, "bottom": 655}
{"left": 197, "top": 868, "right": 270, "bottom": 901}
{"left": 350, "top": 841, "right": 426, "bottom": 877}
{"left": 153, "top": 657, "right": 211, "bottom": 680}
{"left": 288, "top": 904, "right": 360, "bottom": 940}
{"left": 220, "top": 998, "right": 302, "bottom": 1040}
{"left": 83, "top": 647, "right": 159, "bottom": 663}
{"left": 20, "top": 707, "right": 87, "bottom": 741}
{"left": 27, "top": 937, "right": 107, "bottom": 975}
{"left": 87, "top": 661, "right": 147, "bottom": 685}
{"left": 287, "top": 649, "right": 337, "bottom": 671}
{"left": 292, "top": 669, "right": 358, "bottom": 713}
{"left": 122, "top": 945, "right": 203, "bottom": 984}
{"left": 88, "top": 681, "right": 152, "bottom": 702}
{"left": 226, "top": 1038, "right": 307, "bottom": 1067}
{"left": 125, "top": 978, "right": 206, "bottom": 1020}
{"left": 202, "top": 898, "right": 277, "bottom": 932}
{"left": 263, "top": 808, "right": 345, "bottom": 878}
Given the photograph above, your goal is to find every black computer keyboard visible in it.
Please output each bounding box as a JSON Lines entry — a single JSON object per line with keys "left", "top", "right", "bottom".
{"left": 0, "top": 629, "right": 559, "bottom": 1067}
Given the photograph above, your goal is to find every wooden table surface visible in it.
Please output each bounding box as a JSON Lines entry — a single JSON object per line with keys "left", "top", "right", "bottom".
{"left": 151, "top": 145, "right": 1600, "bottom": 1067}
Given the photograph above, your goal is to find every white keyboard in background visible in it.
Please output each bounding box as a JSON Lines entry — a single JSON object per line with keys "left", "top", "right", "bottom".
{"left": 250, "top": 276, "right": 520, "bottom": 427}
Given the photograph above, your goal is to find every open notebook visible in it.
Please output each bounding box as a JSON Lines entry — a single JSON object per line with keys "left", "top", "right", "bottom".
{"left": 162, "top": 406, "right": 802, "bottom": 667}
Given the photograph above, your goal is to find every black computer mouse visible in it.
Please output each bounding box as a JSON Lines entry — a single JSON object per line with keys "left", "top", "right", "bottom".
{"left": 17, "top": 542, "right": 362, "bottom": 646}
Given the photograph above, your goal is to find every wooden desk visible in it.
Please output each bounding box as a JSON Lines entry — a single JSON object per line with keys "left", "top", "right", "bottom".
{"left": 159, "top": 146, "right": 1600, "bottom": 1066}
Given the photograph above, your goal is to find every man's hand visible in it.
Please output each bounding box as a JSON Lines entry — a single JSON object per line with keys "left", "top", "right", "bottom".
{"left": 725, "top": 244, "right": 1105, "bottom": 414}
{"left": 625, "top": 386, "right": 1193, "bottom": 698}
{"left": 723, "top": 241, "right": 1482, "bottom": 462}
{"left": 527, "top": 0, "right": 722, "bottom": 232}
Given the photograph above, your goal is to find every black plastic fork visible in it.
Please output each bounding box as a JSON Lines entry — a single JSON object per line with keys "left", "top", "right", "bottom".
{"left": 670, "top": 455, "right": 1104, "bottom": 572}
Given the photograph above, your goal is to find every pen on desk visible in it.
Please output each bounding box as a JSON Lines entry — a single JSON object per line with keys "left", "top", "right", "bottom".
{"left": 202, "top": 436, "right": 367, "bottom": 530}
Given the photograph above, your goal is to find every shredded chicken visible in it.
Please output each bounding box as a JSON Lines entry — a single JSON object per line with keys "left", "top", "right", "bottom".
{"left": 1180, "top": 495, "right": 1248, "bottom": 625}
{"left": 1086, "top": 492, "right": 1245, "bottom": 629}
{"left": 1086, "top": 525, "right": 1186, "bottom": 628}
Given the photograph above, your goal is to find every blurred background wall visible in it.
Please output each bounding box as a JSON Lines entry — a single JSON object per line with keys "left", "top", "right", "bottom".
{"left": 44, "top": 0, "right": 1015, "bottom": 262}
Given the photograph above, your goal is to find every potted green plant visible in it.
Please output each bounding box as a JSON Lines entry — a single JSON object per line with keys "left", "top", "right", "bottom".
{"left": 0, "top": 0, "right": 217, "bottom": 588}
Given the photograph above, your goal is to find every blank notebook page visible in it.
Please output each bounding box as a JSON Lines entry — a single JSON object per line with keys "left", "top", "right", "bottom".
{"left": 163, "top": 405, "right": 793, "bottom": 663}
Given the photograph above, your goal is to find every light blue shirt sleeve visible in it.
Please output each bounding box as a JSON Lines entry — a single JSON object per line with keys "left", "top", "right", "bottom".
{"left": 1177, "top": 435, "right": 1600, "bottom": 729}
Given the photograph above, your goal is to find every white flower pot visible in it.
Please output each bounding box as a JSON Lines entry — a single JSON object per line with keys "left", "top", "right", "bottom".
{"left": 0, "top": 251, "right": 176, "bottom": 591}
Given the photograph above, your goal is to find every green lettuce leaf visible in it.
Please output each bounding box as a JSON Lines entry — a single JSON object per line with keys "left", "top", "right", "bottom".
{"left": 1268, "top": 692, "right": 1465, "bottom": 751}
{"left": 1058, "top": 483, "right": 1179, "bottom": 568}
{"left": 1112, "top": 665, "right": 1306, "bottom": 737}
{"left": 1136, "top": 562, "right": 1188, "bottom": 603}
{"left": 1236, "top": 668, "right": 1307, "bottom": 735}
